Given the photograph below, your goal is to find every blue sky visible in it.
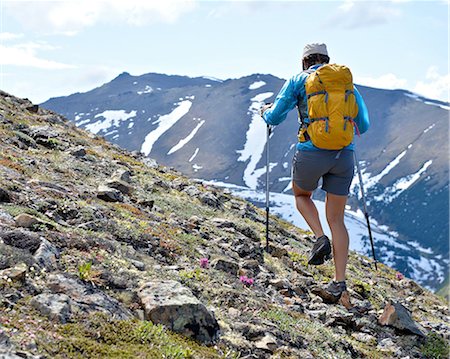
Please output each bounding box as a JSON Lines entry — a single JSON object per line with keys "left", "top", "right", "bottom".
{"left": 0, "top": 0, "right": 448, "bottom": 103}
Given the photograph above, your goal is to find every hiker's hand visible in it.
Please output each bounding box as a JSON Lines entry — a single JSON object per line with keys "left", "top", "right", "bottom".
{"left": 260, "top": 103, "right": 273, "bottom": 117}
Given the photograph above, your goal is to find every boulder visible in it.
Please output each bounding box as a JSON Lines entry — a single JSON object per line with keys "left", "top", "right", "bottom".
{"left": 46, "top": 273, "right": 132, "bottom": 320}
{"left": 97, "top": 185, "right": 123, "bottom": 202}
{"left": 105, "top": 179, "right": 132, "bottom": 195}
{"left": 138, "top": 280, "right": 219, "bottom": 344}
{"left": 379, "top": 301, "right": 425, "bottom": 337}
{"left": 0, "top": 230, "right": 41, "bottom": 252}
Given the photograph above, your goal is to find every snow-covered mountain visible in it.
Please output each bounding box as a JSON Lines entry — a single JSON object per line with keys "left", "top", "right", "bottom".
{"left": 42, "top": 72, "right": 449, "bottom": 291}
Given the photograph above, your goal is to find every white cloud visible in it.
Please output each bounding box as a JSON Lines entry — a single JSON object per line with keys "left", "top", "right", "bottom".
{"left": 0, "top": 42, "right": 75, "bottom": 69}
{"left": 356, "top": 67, "right": 449, "bottom": 102}
{"left": 0, "top": 32, "right": 24, "bottom": 41}
{"left": 327, "top": 1, "right": 402, "bottom": 28}
{"left": 355, "top": 73, "right": 408, "bottom": 90}
{"left": 413, "top": 66, "right": 449, "bottom": 102}
{"left": 5, "top": 0, "right": 198, "bottom": 34}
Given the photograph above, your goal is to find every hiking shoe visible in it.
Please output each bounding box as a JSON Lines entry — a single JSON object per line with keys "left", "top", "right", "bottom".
{"left": 308, "top": 235, "right": 332, "bottom": 265}
{"left": 312, "top": 280, "right": 347, "bottom": 304}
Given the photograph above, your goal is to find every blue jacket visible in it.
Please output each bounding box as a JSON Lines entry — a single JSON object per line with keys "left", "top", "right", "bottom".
{"left": 263, "top": 64, "right": 370, "bottom": 151}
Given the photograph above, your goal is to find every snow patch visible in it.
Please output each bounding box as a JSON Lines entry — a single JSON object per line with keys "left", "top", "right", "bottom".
{"left": 375, "top": 160, "right": 433, "bottom": 202}
{"left": 236, "top": 92, "right": 274, "bottom": 189}
{"left": 141, "top": 101, "right": 192, "bottom": 156}
{"left": 168, "top": 120, "right": 205, "bottom": 155}
{"left": 249, "top": 81, "right": 266, "bottom": 90}
{"left": 189, "top": 148, "right": 199, "bottom": 162}
{"left": 137, "top": 85, "right": 153, "bottom": 95}
{"left": 85, "top": 110, "right": 137, "bottom": 135}
{"left": 423, "top": 123, "right": 435, "bottom": 133}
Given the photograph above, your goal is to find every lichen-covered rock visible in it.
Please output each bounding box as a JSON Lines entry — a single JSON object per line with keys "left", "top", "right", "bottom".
{"left": 30, "top": 293, "right": 71, "bottom": 323}
{"left": 46, "top": 273, "right": 133, "bottom": 320}
{"left": 138, "top": 280, "right": 219, "bottom": 344}
{"left": 0, "top": 230, "right": 41, "bottom": 252}
{"left": 33, "top": 238, "right": 59, "bottom": 270}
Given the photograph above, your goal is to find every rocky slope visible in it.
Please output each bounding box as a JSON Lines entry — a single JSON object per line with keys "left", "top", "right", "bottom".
{"left": 0, "top": 91, "right": 449, "bottom": 358}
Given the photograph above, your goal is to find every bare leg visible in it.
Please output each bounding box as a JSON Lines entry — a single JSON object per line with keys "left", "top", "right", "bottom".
{"left": 292, "top": 181, "right": 324, "bottom": 238}
{"left": 325, "top": 193, "right": 349, "bottom": 282}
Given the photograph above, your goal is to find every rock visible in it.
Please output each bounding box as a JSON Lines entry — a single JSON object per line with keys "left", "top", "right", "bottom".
{"left": 33, "top": 238, "right": 60, "bottom": 270}
{"left": 241, "top": 259, "right": 261, "bottom": 277}
{"left": 97, "top": 185, "right": 123, "bottom": 202}
{"left": 142, "top": 157, "right": 158, "bottom": 169}
{"left": 0, "top": 263, "right": 27, "bottom": 282}
{"left": 114, "top": 169, "right": 132, "bottom": 183}
{"left": 0, "top": 230, "right": 41, "bottom": 252}
{"left": 379, "top": 301, "right": 425, "bottom": 337}
{"left": 325, "top": 307, "right": 360, "bottom": 330}
{"left": 199, "top": 192, "right": 222, "bottom": 208}
{"left": 14, "top": 214, "right": 41, "bottom": 228}
{"left": 71, "top": 147, "right": 87, "bottom": 157}
{"left": 268, "top": 243, "right": 288, "bottom": 258}
{"left": 105, "top": 179, "right": 132, "bottom": 195}
{"left": 253, "top": 333, "right": 278, "bottom": 352}
{"left": 26, "top": 105, "right": 39, "bottom": 113}
{"left": 46, "top": 273, "right": 132, "bottom": 320}
{"left": 351, "top": 332, "right": 376, "bottom": 344}
{"left": 183, "top": 186, "right": 201, "bottom": 197}
{"left": 377, "top": 338, "right": 401, "bottom": 354}
{"left": 211, "top": 258, "right": 239, "bottom": 275}
{"left": 130, "top": 259, "right": 145, "bottom": 271}
{"left": 28, "top": 126, "right": 61, "bottom": 148}
{"left": 0, "top": 188, "right": 11, "bottom": 203}
{"left": 138, "top": 280, "right": 219, "bottom": 344}
{"left": 30, "top": 293, "right": 71, "bottom": 323}
{"left": 210, "top": 218, "right": 235, "bottom": 229}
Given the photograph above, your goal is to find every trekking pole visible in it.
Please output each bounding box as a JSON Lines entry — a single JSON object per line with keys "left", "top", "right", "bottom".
{"left": 353, "top": 151, "right": 378, "bottom": 270}
{"left": 265, "top": 124, "right": 272, "bottom": 253}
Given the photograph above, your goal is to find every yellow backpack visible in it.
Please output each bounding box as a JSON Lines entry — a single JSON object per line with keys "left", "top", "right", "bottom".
{"left": 299, "top": 64, "right": 359, "bottom": 150}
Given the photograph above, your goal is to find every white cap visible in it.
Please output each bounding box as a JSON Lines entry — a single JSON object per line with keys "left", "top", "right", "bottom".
{"left": 302, "top": 43, "right": 328, "bottom": 59}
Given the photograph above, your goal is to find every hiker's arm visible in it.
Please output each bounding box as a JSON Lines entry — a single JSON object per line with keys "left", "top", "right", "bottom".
{"left": 262, "top": 78, "right": 299, "bottom": 125}
{"left": 354, "top": 87, "right": 370, "bottom": 134}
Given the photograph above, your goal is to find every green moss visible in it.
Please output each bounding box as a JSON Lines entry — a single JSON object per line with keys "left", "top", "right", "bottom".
{"left": 179, "top": 268, "right": 207, "bottom": 283}
{"left": 352, "top": 279, "right": 372, "bottom": 298}
{"left": 36, "top": 314, "right": 220, "bottom": 359}
{"left": 1, "top": 204, "right": 42, "bottom": 218}
{"left": 288, "top": 251, "right": 308, "bottom": 267}
{"left": 421, "top": 332, "right": 449, "bottom": 359}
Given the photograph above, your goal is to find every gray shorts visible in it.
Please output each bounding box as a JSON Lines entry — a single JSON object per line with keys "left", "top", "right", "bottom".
{"left": 292, "top": 150, "right": 355, "bottom": 196}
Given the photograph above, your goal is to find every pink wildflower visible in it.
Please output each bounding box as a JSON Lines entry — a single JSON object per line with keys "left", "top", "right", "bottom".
{"left": 199, "top": 258, "right": 209, "bottom": 269}
{"left": 396, "top": 272, "right": 404, "bottom": 280}
{"left": 239, "top": 275, "right": 254, "bottom": 286}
